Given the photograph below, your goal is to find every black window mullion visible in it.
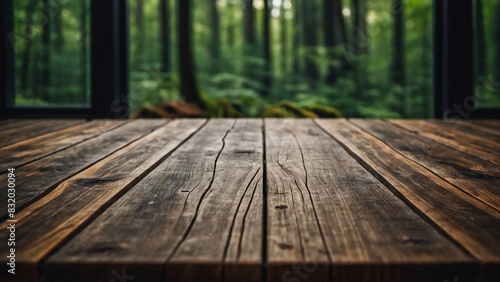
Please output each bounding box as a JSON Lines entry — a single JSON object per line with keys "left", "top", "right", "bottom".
{"left": 1, "top": 0, "right": 14, "bottom": 120}
{"left": 434, "top": 0, "right": 474, "bottom": 119}
{"left": 91, "top": 0, "right": 129, "bottom": 119}
{"left": 435, "top": 0, "right": 499, "bottom": 119}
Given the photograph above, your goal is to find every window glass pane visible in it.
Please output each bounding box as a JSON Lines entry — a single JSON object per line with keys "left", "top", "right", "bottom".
{"left": 129, "top": 0, "right": 433, "bottom": 118}
{"left": 129, "top": 0, "right": 176, "bottom": 114}
{"left": 12, "top": 0, "right": 90, "bottom": 107}
{"left": 474, "top": 0, "right": 500, "bottom": 107}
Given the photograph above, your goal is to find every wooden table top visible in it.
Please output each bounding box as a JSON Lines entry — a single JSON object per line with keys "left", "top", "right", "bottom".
{"left": 0, "top": 119, "right": 498, "bottom": 282}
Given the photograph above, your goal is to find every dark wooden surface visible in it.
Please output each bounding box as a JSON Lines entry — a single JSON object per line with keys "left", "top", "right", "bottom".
{"left": 0, "top": 119, "right": 498, "bottom": 282}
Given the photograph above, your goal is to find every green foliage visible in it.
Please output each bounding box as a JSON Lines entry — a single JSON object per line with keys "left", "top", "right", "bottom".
{"left": 13, "top": 0, "right": 500, "bottom": 115}
{"left": 262, "top": 101, "right": 318, "bottom": 118}
{"left": 303, "top": 104, "right": 342, "bottom": 118}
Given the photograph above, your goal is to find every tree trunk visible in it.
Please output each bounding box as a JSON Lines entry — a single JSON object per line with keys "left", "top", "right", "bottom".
{"left": 475, "top": 0, "right": 486, "bottom": 77}
{"left": 353, "top": 0, "right": 367, "bottom": 53}
{"left": 292, "top": 0, "right": 301, "bottom": 74}
{"left": 227, "top": 2, "right": 235, "bottom": 46}
{"left": 422, "top": 14, "right": 431, "bottom": 117}
{"left": 160, "top": 0, "right": 171, "bottom": 73}
{"left": 352, "top": 0, "right": 368, "bottom": 54}
{"left": 178, "top": 0, "right": 203, "bottom": 107}
{"left": 135, "top": 0, "right": 145, "bottom": 65}
{"left": 351, "top": 0, "right": 367, "bottom": 98}
{"left": 324, "top": 0, "right": 336, "bottom": 84}
{"left": 495, "top": 2, "right": 500, "bottom": 84}
{"left": 262, "top": 0, "right": 272, "bottom": 96}
{"left": 80, "top": 0, "right": 88, "bottom": 102}
{"left": 20, "top": 0, "right": 38, "bottom": 98}
{"left": 391, "top": 0, "right": 406, "bottom": 117}
{"left": 302, "top": 0, "right": 319, "bottom": 80}
{"left": 243, "top": 0, "right": 254, "bottom": 46}
{"left": 41, "top": 0, "right": 52, "bottom": 102}
{"left": 55, "top": 7, "right": 64, "bottom": 52}
{"left": 334, "top": 0, "right": 349, "bottom": 72}
{"left": 208, "top": 0, "right": 220, "bottom": 60}
{"left": 280, "top": 1, "right": 287, "bottom": 73}
{"left": 333, "top": 0, "right": 348, "bottom": 45}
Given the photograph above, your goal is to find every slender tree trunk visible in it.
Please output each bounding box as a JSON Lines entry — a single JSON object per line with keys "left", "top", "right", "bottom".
{"left": 262, "top": 0, "right": 271, "bottom": 96}
{"left": 422, "top": 14, "right": 431, "bottom": 117}
{"left": 243, "top": 0, "right": 254, "bottom": 46}
{"left": 54, "top": 7, "right": 64, "bottom": 52}
{"left": 178, "top": 0, "right": 203, "bottom": 107}
{"left": 495, "top": 2, "right": 500, "bottom": 84}
{"left": 352, "top": 0, "right": 367, "bottom": 98}
{"left": 391, "top": 0, "right": 405, "bottom": 116}
{"left": 135, "top": 0, "right": 145, "bottom": 65}
{"left": 302, "top": 0, "right": 319, "bottom": 80}
{"left": 41, "top": 0, "right": 51, "bottom": 102}
{"left": 293, "top": 0, "right": 301, "bottom": 74}
{"left": 208, "top": 0, "right": 220, "bottom": 60}
{"left": 227, "top": 3, "right": 235, "bottom": 46}
{"left": 32, "top": 56, "right": 41, "bottom": 99}
{"left": 353, "top": 0, "right": 367, "bottom": 53}
{"left": 333, "top": 0, "right": 348, "bottom": 45}
{"left": 80, "top": 0, "right": 88, "bottom": 102}
{"left": 334, "top": 0, "right": 349, "bottom": 71}
{"left": 20, "top": 0, "right": 38, "bottom": 98}
{"left": 324, "top": 0, "right": 336, "bottom": 84}
{"left": 160, "top": 0, "right": 171, "bottom": 73}
{"left": 475, "top": 0, "right": 486, "bottom": 78}
{"left": 280, "top": 1, "right": 287, "bottom": 74}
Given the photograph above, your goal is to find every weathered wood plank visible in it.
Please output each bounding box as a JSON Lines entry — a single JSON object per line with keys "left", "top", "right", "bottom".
{"left": 316, "top": 119, "right": 500, "bottom": 279}
{"left": 0, "top": 119, "right": 206, "bottom": 282}
{"left": 0, "top": 119, "right": 167, "bottom": 220}
{"left": 167, "top": 119, "right": 263, "bottom": 282}
{"left": 44, "top": 119, "right": 262, "bottom": 282}
{"left": 351, "top": 119, "right": 500, "bottom": 212}
{"left": 267, "top": 119, "right": 476, "bottom": 282}
{"left": 0, "top": 119, "right": 85, "bottom": 148}
{"left": 467, "top": 120, "right": 500, "bottom": 130}
{"left": 265, "top": 119, "right": 330, "bottom": 281}
{"left": 0, "top": 119, "right": 39, "bottom": 131}
{"left": 0, "top": 119, "right": 17, "bottom": 126}
{"left": 389, "top": 120, "right": 500, "bottom": 165}
{"left": 441, "top": 119, "right": 500, "bottom": 143}
{"left": 0, "top": 120, "right": 126, "bottom": 172}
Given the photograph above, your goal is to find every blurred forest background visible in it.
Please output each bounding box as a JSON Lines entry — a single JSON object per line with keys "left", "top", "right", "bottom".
{"left": 11, "top": 0, "right": 500, "bottom": 118}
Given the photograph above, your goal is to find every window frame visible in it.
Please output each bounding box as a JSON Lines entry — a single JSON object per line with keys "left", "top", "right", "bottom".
{"left": 1, "top": 0, "right": 499, "bottom": 119}
{"left": 1, "top": 0, "right": 129, "bottom": 119}
{"left": 433, "top": 0, "right": 500, "bottom": 119}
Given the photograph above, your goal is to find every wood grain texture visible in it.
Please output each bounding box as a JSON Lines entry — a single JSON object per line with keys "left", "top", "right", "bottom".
{"left": 267, "top": 119, "right": 476, "bottom": 282}
{"left": 0, "top": 119, "right": 496, "bottom": 282}
{"left": 45, "top": 119, "right": 263, "bottom": 282}
{"left": 0, "top": 119, "right": 85, "bottom": 148}
{"left": 0, "top": 119, "right": 206, "bottom": 282}
{"left": 467, "top": 120, "right": 500, "bottom": 129}
{"left": 315, "top": 119, "right": 500, "bottom": 271}
{"left": 167, "top": 119, "right": 263, "bottom": 282}
{"left": 389, "top": 120, "right": 500, "bottom": 165}
{"left": 351, "top": 119, "right": 500, "bottom": 212}
{"left": 0, "top": 119, "right": 167, "bottom": 220}
{"left": 441, "top": 119, "right": 500, "bottom": 143}
{"left": 0, "top": 120, "right": 126, "bottom": 172}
